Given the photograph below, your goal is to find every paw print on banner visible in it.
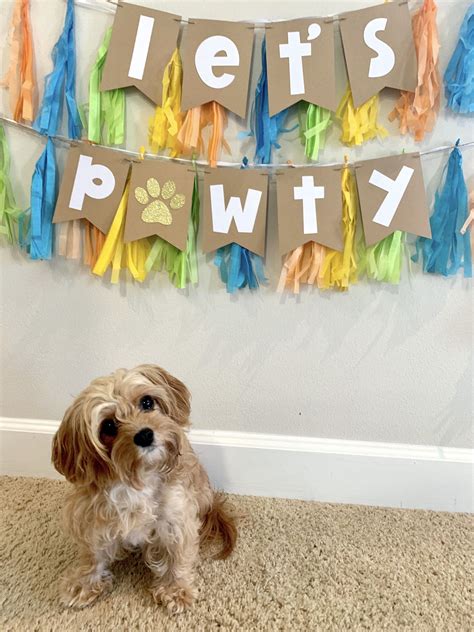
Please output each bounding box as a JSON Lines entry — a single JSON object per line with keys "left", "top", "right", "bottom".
{"left": 134, "top": 178, "right": 186, "bottom": 225}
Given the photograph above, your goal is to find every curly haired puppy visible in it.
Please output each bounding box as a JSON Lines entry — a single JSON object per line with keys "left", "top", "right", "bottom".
{"left": 52, "top": 364, "right": 236, "bottom": 614}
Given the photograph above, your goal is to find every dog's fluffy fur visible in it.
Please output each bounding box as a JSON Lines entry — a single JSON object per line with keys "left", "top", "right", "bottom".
{"left": 52, "top": 364, "right": 236, "bottom": 614}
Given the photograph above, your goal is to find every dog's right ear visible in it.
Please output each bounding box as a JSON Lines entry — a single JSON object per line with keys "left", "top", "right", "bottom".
{"left": 52, "top": 396, "right": 107, "bottom": 485}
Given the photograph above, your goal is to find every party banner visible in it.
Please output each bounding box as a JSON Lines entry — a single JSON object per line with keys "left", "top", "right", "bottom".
{"left": 53, "top": 145, "right": 130, "bottom": 233}
{"left": 355, "top": 152, "right": 431, "bottom": 246}
{"left": 100, "top": 3, "right": 181, "bottom": 104}
{"left": 265, "top": 18, "right": 338, "bottom": 116}
{"left": 181, "top": 19, "right": 254, "bottom": 117}
{"left": 124, "top": 161, "right": 194, "bottom": 249}
{"left": 339, "top": 1, "right": 417, "bottom": 107}
{"left": 276, "top": 166, "right": 343, "bottom": 255}
{"left": 201, "top": 168, "right": 268, "bottom": 255}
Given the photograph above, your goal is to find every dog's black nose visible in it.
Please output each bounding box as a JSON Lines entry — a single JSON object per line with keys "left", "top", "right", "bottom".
{"left": 134, "top": 427, "right": 154, "bottom": 447}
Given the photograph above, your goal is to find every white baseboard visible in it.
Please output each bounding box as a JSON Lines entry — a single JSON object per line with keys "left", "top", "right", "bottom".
{"left": 1, "top": 417, "right": 472, "bottom": 512}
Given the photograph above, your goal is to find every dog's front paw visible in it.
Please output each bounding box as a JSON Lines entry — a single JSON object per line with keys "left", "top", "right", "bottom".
{"left": 60, "top": 568, "right": 114, "bottom": 608}
{"left": 150, "top": 580, "right": 196, "bottom": 615}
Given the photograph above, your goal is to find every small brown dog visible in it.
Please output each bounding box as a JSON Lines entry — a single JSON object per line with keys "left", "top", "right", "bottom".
{"left": 52, "top": 364, "right": 236, "bottom": 614}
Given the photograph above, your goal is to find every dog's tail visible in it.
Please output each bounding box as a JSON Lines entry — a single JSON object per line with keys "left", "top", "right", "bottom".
{"left": 200, "top": 493, "right": 237, "bottom": 560}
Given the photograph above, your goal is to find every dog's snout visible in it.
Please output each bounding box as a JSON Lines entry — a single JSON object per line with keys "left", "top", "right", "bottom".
{"left": 134, "top": 427, "right": 154, "bottom": 448}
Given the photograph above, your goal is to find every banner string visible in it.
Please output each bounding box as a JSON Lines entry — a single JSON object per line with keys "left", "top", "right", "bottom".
{"left": 1, "top": 114, "right": 473, "bottom": 173}
{"left": 70, "top": 0, "right": 423, "bottom": 25}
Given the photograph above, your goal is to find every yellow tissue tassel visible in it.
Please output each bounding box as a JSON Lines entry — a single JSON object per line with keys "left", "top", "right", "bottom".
{"left": 148, "top": 49, "right": 183, "bottom": 157}
{"left": 319, "top": 166, "right": 358, "bottom": 290}
{"left": 336, "top": 86, "right": 388, "bottom": 146}
{"left": 277, "top": 241, "right": 326, "bottom": 294}
{"left": 93, "top": 181, "right": 150, "bottom": 283}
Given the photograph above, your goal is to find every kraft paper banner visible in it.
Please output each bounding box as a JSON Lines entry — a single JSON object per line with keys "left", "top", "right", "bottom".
{"left": 266, "top": 18, "right": 338, "bottom": 117}
{"left": 355, "top": 152, "right": 431, "bottom": 246}
{"left": 124, "top": 161, "right": 194, "bottom": 249}
{"left": 181, "top": 19, "right": 254, "bottom": 118}
{"left": 276, "top": 166, "right": 343, "bottom": 255}
{"left": 339, "top": 1, "right": 417, "bottom": 108}
{"left": 53, "top": 144, "right": 130, "bottom": 234}
{"left": 101, "top": 3, "right": 181, "bottom": 104}
{"left": 202, "top": 168, "right": 268, "bottom": 255}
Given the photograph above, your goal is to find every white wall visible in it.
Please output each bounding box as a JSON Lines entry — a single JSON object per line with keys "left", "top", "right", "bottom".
{"left": 0, "top": 0, "right": 472, "bottom": 449}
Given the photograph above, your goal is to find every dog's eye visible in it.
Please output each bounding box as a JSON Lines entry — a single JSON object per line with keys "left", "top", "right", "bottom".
{"left": 139, "top": 395, "right": 154, "bottom": 412}
{"left": 100, "top": 418, "right": 118, "bottom": 437}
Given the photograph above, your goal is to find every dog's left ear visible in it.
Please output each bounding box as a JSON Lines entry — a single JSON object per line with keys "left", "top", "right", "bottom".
{"left": 137, "top": 364, "right": 191, "bottom": 426}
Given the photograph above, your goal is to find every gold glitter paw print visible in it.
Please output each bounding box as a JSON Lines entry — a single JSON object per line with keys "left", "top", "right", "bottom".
{"left": 134, "top": 178, "right": 185, "bottom": 225}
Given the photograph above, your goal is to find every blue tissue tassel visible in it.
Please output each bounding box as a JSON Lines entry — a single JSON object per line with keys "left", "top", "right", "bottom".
{"left": 444, "top": 6, "right": 474, "bottom": 114}
{"left": 27, "top": 139, "right": 58, "bottom": 260}
{"left": 251, "top": 38, "right": 292, "bottom": 164}
{"left": 34, "top": 0, "right": 82, "bottom": 138}
{"left": 413, "top": 142, "right": 472, "bottom": 277}
{"left": 213, "top": 158, "right": 267, "bottom": 293}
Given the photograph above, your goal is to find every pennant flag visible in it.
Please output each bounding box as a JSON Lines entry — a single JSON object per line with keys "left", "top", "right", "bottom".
{"left": 124, "top": 160, "right": 194, "bottom": 250}
{"left": 265, "top": 18, "right": 337, "bottom": 116}
{"left": 101, "top": 4, "right": 180, "bottom": 104}
{"left": 53, "top": 144, "right": 130, "bottom": 234}
{"left": 355, "top": 152, "right": 431, "bottom": 246}
{"left": 181, "top": 19, "right": 254, "bottom": 118}
{"left": 33, "top": 0, "right": 81, "bottom": 139}
{"left": 213, "top": 158, "right": 267, "bottom": 293}
{"left": 340, "top": 0, "right": 417, "bottom": 108}
{"left": 276, "top": 166, "right": 343, "bottom": 256}
{"left": 202, "top": 167, "right": 268, "bottom": 256}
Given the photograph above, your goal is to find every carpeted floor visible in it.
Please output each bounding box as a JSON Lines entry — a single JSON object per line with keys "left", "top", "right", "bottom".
{"left": 0, "top": 476, "right": 472, "bottom": 631}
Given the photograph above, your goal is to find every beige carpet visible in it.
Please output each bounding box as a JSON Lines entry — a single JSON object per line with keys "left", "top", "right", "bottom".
{"left": 1, "top": 476, "right": 472, "bottom": 631}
